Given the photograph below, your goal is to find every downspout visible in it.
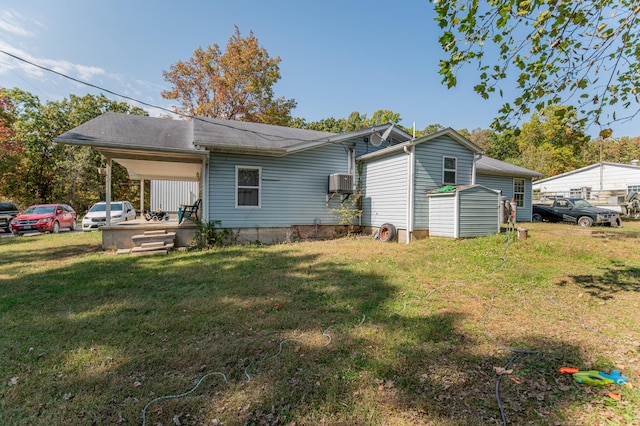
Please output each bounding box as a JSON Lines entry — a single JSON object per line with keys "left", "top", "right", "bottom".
{"left": 404, "top": 145, "right": 415, "bottom": 244}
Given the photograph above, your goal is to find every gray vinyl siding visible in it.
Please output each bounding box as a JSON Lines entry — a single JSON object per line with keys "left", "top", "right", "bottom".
{"left": 413, "top": 136, "right": 475, "bottom": 229}
{"left": 361, "top": 153, "right": 407, "bottom": 228}
{"left": 476, "top": 174, "right": 533, "bottom": 222}
{"left": 458, "top": 186, "right": 500, "bottom": 237}
{"left": 428, "top": 194, "right": 455, "bottom": 237}
{"left": 208, "top": 144, "right": 351, "bottom": 228}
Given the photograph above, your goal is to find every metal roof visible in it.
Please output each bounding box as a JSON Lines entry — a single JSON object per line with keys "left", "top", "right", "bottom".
{"left": 532, "top": 161, "right": 640, "bottom": 184}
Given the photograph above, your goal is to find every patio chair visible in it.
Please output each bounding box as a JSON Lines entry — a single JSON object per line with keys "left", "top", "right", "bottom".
{"left": 178, "top": 199, "right": 201, "bottom": 224}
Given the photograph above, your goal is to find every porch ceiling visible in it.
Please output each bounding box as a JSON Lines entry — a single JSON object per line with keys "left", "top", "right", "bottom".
{"left": 98, "top": 147, "right": 205, "bottom": 181}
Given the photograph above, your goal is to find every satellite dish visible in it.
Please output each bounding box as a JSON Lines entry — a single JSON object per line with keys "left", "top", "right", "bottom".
{"left": 381, "top": 124, "right": 394, "bottom": 142}
{"left": 369, "top": 125, "right": 394, "bottom": 147}
{"left": 370, "top": 132, "right": 383, "bottom": 147}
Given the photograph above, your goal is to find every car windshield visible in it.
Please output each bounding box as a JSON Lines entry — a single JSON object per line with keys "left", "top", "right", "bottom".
{"left": 89, "top": 203, "right": 123, "bottom": 212}
{"left": 0, "top": 203, "right": 17, "bottom": 212}
{"left": 572, "top": 199, "right": 593, "bottom": 208}
{"left": 24, "top": 205, "right": 56, "bottom": 214}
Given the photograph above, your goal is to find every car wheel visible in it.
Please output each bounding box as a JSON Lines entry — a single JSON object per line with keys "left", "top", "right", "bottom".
{"left": 577, "top": 216, "right": 594, "bottom": 227}
{"left": 70, "top": 220, "right": 76, "bottom": 231}
{"left": 531, "top": 213, "right": 542, "bottom": 223}
{"left": 52, "top": 221, "right": 60, "bottom": 234}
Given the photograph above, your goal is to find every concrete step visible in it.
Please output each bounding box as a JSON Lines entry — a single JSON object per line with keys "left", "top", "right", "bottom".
{"left": 131, "top": 231, "right": 176, "bottom": 247}
{"left": 132, "top": 242, "right": 175, "bottom": 252}
{"left": 130, "top": 248, "right": 169, "bottom": 256}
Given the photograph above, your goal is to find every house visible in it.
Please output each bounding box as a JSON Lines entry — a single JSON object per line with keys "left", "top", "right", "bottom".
{"left": 475, "top": 156, "right": 543, "bottom": 223}
{"left": 532, "top": 161, "right": 640, "bottom": 212}
{"left": 55, "top": 112, "right": 541, "bottom": 246}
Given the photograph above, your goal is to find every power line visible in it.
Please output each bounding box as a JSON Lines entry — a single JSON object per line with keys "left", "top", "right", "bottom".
{"left": 0, "top": 48, "right": 305, "bottom": 141}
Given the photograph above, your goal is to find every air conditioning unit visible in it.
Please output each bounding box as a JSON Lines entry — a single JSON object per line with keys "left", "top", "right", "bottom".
{"left": 328, "top": 173, "right": 354, "bottom": 194}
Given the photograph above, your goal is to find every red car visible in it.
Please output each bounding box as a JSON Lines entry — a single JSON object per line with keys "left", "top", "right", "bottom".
{"left": 10, "top": 203, "right": 77, "bottom": 236}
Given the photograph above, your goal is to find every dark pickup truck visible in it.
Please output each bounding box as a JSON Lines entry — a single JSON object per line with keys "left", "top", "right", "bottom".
{"left": 0, "top": 202, "right": 20, "bottom": 232}
{"left": 532, "top": 198, "right": 622, "bottom": 227}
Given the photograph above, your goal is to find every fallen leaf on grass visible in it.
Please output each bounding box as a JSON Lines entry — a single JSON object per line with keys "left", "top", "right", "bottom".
{"left": 510, "top": 377, "right": 521, "bottom": 384}
{"left": 8, "top": 377, "right": 18, "bottom": 386}
{"left": 494, "top": 367, "right": 513, "bottom": 376}
{"left": 173, "top": 413, "right": 182, "bottom": 425}
{"left": 133, "top": 381, "right": 142, "bottom": 387}
{"left": 608, "top": 391, "right": 621, "bottom": 400}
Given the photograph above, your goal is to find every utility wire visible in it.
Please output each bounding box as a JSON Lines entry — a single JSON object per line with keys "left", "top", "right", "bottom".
{"left": 0, "top": 48, "right": 305, "bottom": 142}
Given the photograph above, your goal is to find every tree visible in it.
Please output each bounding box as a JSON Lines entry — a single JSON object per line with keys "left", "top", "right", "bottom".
{"left": 485, "top": 129, "right": 521, "bottom": 161}
{"left": 162, "top": 26, "right": 296, "bottom": 125}
{"left": 456, "top": 127, "right": 495, "bottom": 151}
{"left": 3, "top": 89, "right": 147, "bottom": 209}
{"left": 415, "top": 123, "right": 445, "bottom": 137}
{"left": 434, "top": 1, "right": 640, "bottom": 133}
{"left": 293, "top": 110, "right": 403, "bottom": 133}
{"left": 512, "top": 105, "right": 590, "bottom": 176}
{"left": 0, "top": 92, "right": 24, "bottom": 200}
{"left": 580, "top": 135, "right": 640, "bottom": 165}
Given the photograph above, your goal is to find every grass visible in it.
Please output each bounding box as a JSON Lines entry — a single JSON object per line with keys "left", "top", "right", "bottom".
{"left": 1, "top": 223, "right": 639, "bottom": 425}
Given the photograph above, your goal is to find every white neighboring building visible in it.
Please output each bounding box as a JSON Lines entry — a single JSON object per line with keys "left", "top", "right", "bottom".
{"left": 532, "top": 160, "right": 640, "bottom": 213}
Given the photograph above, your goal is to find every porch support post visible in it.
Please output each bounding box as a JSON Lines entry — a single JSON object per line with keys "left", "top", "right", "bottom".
{"left": 200, "top": 153, "right": 209, "bottom": 222}
{"left": 105, "top": 158, "right": 112, "bottom": 226}
{"left": 139, "top": 179, "right": 145, "bottom": 219}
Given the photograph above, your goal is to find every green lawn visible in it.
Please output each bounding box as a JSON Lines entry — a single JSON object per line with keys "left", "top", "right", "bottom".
{"left": 1, "top": 223, "right": 639, "bottom": 425}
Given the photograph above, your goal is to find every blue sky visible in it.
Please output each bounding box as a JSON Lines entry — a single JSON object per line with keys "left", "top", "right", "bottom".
{"left": 1, "top": 0, "right": 639, "bottom": 138}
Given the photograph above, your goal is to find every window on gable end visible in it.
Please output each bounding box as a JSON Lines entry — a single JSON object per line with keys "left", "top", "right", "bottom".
{"left": 443, "top": 156, "right": 457, "bottom": 184}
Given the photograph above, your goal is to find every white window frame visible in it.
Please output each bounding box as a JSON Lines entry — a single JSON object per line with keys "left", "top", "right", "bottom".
{"left": 443, "top": 156, "right": 457, "bottom": 185}
{"left": 513, "top": 178, "right": 525, "bottom": 207}
{"left": 235, "top": 166, "right": 261, "bottom": 208}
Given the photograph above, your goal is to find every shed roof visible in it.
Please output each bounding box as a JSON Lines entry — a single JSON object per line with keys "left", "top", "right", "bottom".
{"left": 475, "top": 156, "right": 543, "bottom": 178}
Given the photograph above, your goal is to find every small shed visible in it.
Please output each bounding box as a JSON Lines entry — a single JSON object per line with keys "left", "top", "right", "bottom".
{"left": 427, "top": 185, "right": 501, "bottom": 238}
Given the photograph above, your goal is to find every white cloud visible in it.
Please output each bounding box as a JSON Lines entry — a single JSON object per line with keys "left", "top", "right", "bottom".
{"left": 0, "top": 41, "right": 105, "bottom": 82}
{"left": 0, "top": 11, "right": 34, "bottom": 38}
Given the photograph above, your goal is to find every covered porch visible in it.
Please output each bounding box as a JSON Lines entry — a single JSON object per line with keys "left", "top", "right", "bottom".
{"left": 55, "top": 113, "right": 208, "bottom": 250}
{"left": 98, "top": 148, "right": 207, "bottom": 250}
